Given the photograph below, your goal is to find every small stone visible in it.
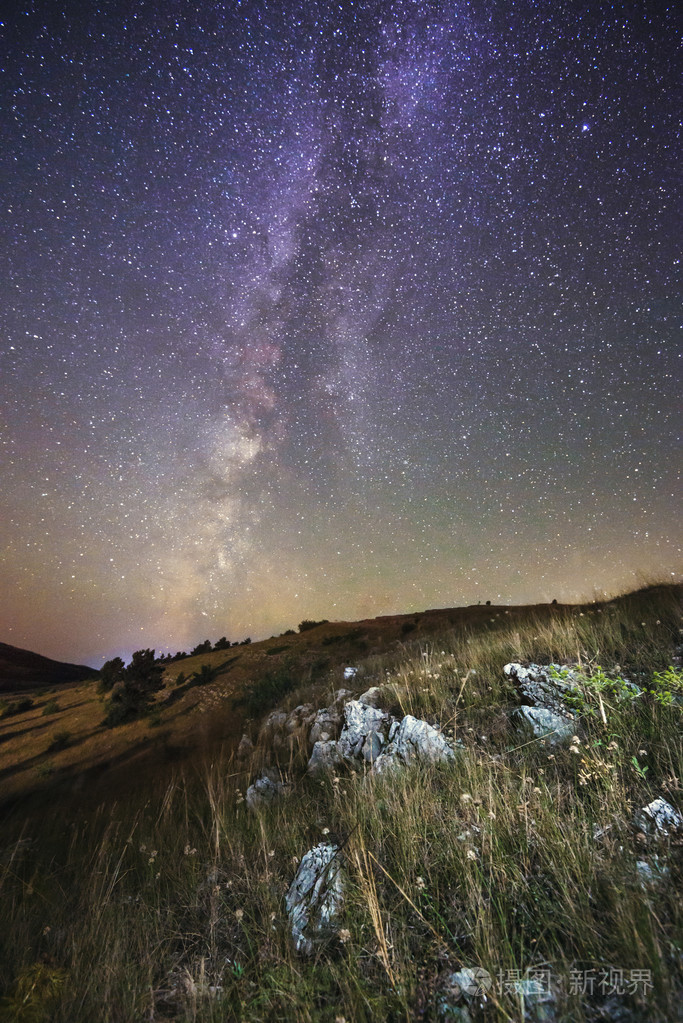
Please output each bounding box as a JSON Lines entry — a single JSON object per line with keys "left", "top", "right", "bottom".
{"left": 245, "top": 771, "right": 289, "bottom": 812}
{"left": 634, "top": 797, "right": 683, "bottom": 838}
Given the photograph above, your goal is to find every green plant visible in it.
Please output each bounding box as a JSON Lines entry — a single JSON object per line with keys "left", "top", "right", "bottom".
{"left": 0, "top": 698, "right": 34, "bottom": 719}
{"left": 41, "top": 700, "right": 59, "bottom": 716}
{"left": 47, "top": 730, "right": 71, "bottom": 752}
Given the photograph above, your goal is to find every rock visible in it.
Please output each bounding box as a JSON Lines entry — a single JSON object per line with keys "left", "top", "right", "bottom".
{"left": 343, "top": 667, "right": 359, "bottom": 680}
{"left": 634, "top": 797, "right": 683, "bottom": 838}
{"left": 307, "top": 740, "right": 343, "bottom": 777}
{"left": 436, "top": 967, "right": 492, "bottom": 1020}
{"left": 258, "top": 709, "right": 288, "bottom": 747}
{"left": 245, "top": 771, "right": 289, "bottom": 812}
{"left": 512, "top": 706, "right": 576, "bottom": 744}
{"left": 636, "top": 856, "right": 670, "bottom": 887}
{"left": 236, "top": 733, "right": 253, "bottom": 759}
{"left": 358, "top": 686, "right": 384, "bottom": 707}
{"left": 504, "top": 662, "right": 578, "bottom": 717}
{"left": 285, "top": 843, "right": 345, "bottom": 954}
{"left": 309, "top": 706, "right": 344, "bottom": 745}
{"left": 285, "top": 704, "right": 315, "bottom": 734}
{"left": 337, "top": 700, "right": 392, "bottom": 763}
{"left": 358, "top": 683, "right": 410, "bottom": 709}
{"left": 373, "top": 714, "right": 457, "bottom": 773}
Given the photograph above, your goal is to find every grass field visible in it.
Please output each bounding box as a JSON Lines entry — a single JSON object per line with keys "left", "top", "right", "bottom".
{"left": 0, "top": 584, "right": 681, "bottom": 1022}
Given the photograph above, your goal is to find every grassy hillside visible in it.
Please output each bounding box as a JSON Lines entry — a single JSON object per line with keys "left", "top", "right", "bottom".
{"left": 0, "top": 584, "right": 681, "bottom": 1022}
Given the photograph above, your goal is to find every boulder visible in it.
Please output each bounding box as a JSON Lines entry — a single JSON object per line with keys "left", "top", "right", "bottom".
{"left": 307, "top": 740, "right": 344, "bottom": 777}
{"left": 504, "top": 662, "right": 578, "bottom": 717}
{"left": 634, "top": 797, "right": 683, "bottom": 838}
{"left": 358, "top": 683, "right": 410, "bottom": 710}
{"left": 373, "top": 715, "right": 457, "bottom": 773}
{"left": 309, "top": 706, "right": 344, "bottom": 745}
{"left": 286, "top": 843, "right": 345, "bottom": 954}
{"left": 258, "top": 709, "right": 288, "bottom": 748}
{"left": 245, "top": 771, "right": 289, "bottom": 812}
{"left": 337, "top": 700, "right": 392, "bottom": 764}
{"left": 285, "top": 704, "right": 315, "bottom": 734}
{"left": 512, "top": 706, "right": 576, "bottom": 745}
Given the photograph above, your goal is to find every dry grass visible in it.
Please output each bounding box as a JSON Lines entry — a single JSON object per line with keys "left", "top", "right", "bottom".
{"left": 0, "top": 584, "right": 680, "bottom": 1021}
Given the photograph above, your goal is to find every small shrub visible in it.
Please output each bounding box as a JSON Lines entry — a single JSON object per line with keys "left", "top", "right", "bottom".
{"left": 266, "top": 645, "right": 290, "bottom": 656}
{"left": 42, "top": 699, "right": 60, "bottom": 716}
{"left": 0, "top": 697, "right": 34, "bottom": 719}
{"left": 47, "top": 730, "right": 71, "bottom": 752}
{"left": 238, "top": 666, "right": 296, "bottom": 716}
{"left": 298, "top": 619, "right": 329, "bottom": 632}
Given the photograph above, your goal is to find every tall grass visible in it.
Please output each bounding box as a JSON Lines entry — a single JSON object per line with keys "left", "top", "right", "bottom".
{"left": 0, "top": 585, "right": 680, "bottom": 1021}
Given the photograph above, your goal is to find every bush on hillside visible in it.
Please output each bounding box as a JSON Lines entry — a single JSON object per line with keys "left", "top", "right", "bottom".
{"left": 102, "top": 649, "right": 165, "bottom": 728}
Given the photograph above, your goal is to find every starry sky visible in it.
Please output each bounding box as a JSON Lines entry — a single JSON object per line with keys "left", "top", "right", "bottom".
{"left": 0, "top": 0, "right": 680, "bottom": 666}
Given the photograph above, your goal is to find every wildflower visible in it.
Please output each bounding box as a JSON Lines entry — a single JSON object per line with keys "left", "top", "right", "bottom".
{"left": 235, "top": 908, "right": 244, "bottom": 921}
{"left": 184, "top": 844, "right": 197, "bottom": 856}
{"left": 268, "top": 850, "right": 275, "bottom": 858}
{"left": 466, "top": 849, "right": 477, "bottom": 860}
{"left": 607, "top": 741, "right": 619, "bottom": 751}
{"left": 139, "top": 843, "right": 147, "bottom": 853}
{"left": 416, "top": 876, "right": 426, "bottom": 890}
{"left": 321, "top": 827, "right": 330, "bottom": 835}
{"left": 460, "top": 793, "right": 472, "bottom": 802}
{"left": 533, "top": 787, "right": 542, "bottom": 794}
{"left": 570, "top": 746, "right": 581, "bottom": 755}
{"left": 338, "top": 929, "right": 351, "bottom": 945}
{"left": 547, "top": 754, "right": 555, "bottom": 761}
{"left": 638, "top": 749, "right": 647, "bottom": 757}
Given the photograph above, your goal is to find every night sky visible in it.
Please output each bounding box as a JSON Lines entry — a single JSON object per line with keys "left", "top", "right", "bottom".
{"left": 1, "top": 1, "right": 680, "bottom": 666}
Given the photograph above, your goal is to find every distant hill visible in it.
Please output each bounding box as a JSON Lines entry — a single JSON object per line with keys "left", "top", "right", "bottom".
{"left": 0, "top": 641, "right": 97, "bottom": 692}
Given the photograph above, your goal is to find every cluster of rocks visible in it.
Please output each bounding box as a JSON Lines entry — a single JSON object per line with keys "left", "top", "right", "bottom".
{"left": 310, "top": 685, "right": 459, "bottom": 777}
{"left": 238, "top": 660, "right": 683, "bottom": 970}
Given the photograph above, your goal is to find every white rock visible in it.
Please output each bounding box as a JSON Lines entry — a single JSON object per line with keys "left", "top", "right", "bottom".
{"left": 634, "top": 797, "right": 683, "bottom": 838}
{"left": 343, "top": 667, "right": 358, "bottom": 680}
{"left": 513, "top": 706, "right": 576, "bottom": 744}
{"left": 358, "top": 686, "right": 384, "bottom": 707}
{"left": 286, "top": 843, "right": 345, "bottom": 954}
{"left": 373, "top": 715, "right": 456, "bottom": 773}
{"left": 504, "top": 662, "right": 578, "bottom": 717}
{"left": 337, "top": 700, "right": 391, "bottom": 762}
{"left": 307, "top": 740, "right": 343, "bottom": 777}
{"left": 245, "top": 772, "right": 288, "bottom": 812}
{"left": 309, "top": 707, "right": 343, "bottom": 745}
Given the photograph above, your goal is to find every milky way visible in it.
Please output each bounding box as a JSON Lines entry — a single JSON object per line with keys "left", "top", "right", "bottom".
{"left": 0, "top": 1, "right": 680, "bottom": 664}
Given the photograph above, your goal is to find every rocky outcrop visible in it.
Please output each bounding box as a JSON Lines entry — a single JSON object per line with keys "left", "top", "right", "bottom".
{"left": 286, "top": 843, "right": 345, "bottom": 954}
{"left": 337, "top": 699, "right": 392, "bottom": 764}
{"left": 504, "top": 662, "right": 579, "bottom": 717}
{"left": 373, "top": 714, "right": 458, "bottom": 773}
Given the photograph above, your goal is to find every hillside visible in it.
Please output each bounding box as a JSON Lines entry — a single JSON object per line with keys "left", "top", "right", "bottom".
{"left": 0, "top": 641, "right": 97, "bottom": 692}
{"left": 0, "top": 583, "right": 681, "bottom": 1021}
